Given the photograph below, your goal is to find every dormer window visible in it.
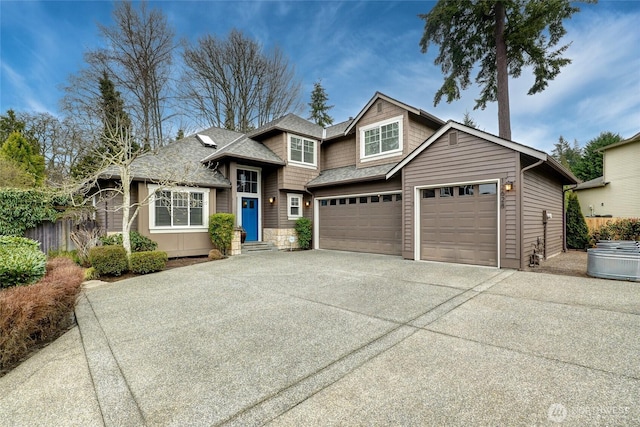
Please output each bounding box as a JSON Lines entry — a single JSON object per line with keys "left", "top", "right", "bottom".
{"left": 360, "top": 115, "right": 403, "bottom": 161}
{"left": 288, "top": 134, "right": 317, "bottom": 167}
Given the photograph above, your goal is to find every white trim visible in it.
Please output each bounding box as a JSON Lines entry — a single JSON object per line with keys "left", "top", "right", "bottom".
{"left": 148, "top": 184, "right": 210, "bottom": 232}
{"left": 287, "top": 193, "right": 303, "bottom": 220}
{"left": 236, "top": 165, "right": 262, "bottom": 241}
{"left": 360, "top": 115, "right": 404, "bottom": 161}
{"left": 413, "top": 179, "right": 500, "bottom": 268}
{"left": 314, "top": 190, "right": 403, "bottom": 251}
{"left": 287, "top": 133, "right": 317, "bottom": 168}
{"left": 386, "top": 121, "right": 547, "bottom": 179}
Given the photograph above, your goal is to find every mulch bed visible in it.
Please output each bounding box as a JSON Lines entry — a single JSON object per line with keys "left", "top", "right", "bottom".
{"left": 99, "top": 256, "right": 213, "bottom": 283}
{"left": 525, "top": 249, "right": 589, "bottom": 278}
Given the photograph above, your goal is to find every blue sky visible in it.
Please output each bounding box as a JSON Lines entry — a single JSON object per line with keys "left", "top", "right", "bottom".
{"left": 1, "top": 1, "right": 639, "bottom": 153}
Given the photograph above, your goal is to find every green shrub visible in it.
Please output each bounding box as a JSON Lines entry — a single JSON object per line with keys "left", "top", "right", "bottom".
{"left": 99, "top": 231, "right": 158, "bottom": 252}
{"left": 0, "top": 237, "right": 46, "bottom": 288}
{"left": 590, "top": 218, "right": 640, "bottom": 245}
{"left": 209, "top": 213, "right": 235, "bottom": 255}
{"left": 84, "top": 267, "right": 99, "bottom": 281}
{"left": 208, "top": 249, "right": 223, "bottom": 260}
{"left": 295, "top": 217, "right": 312, "bottom": 250}
{"left": 48, "top": 249, "right": 81, "bottom": 265}
{"left": 89, "top": 245, "right": 128, "bottom": 276}
{"left": 0, "top": 188, "right": 70, "bottom": 236}
{"left": 566, "top": 192, "right": 589, "bottom": 249}
{"left": 130, "top": 251, "right": 168, "bottom": 274}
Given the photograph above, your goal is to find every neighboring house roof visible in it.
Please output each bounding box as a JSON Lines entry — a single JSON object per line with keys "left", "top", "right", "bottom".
{"left": 307, "top": 162, "right": 397, "bottom": 188}
{"left": 386, "top": 120, "right": 579, "bottom": 184}
{"left": 597, "top": 131, "right": 640, "bottom": 152}
{"left": 573, "top": 176, "right": 607, "bottom": 190}
{"left": 248, "top": 113, "right": 324, "bottom": 141}
{"left": 200, "top": 135, "right": 285, "bottom": 165}
{"left": 344, "top": 92, "right": 445, "bottom": 135}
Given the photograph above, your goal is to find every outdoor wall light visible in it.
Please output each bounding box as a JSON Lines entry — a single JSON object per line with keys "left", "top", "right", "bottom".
{"left": 305, "top": 200, "right": 311, "bottom": 207}
{"left": 504, "top": 181, "right": 514, "bottom": 192}
{"left": 269, "top": 196, "right": 276, "bottom": 204}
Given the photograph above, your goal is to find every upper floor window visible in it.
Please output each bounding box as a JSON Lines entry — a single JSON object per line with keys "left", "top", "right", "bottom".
{"left": 149, "top": 185, "right": 209, "bottom": 232}
{"left": 360, "top": 115, "right": 403, "bottom": 161}
{"left": 288, "top": 134, "right": 317, "bottom": 167}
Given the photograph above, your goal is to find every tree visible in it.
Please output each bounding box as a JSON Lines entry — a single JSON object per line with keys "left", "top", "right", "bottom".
{"left": 73, "top": 72, "right": 137, "bottom": 178}
{"left": 419, "top": 0, "right": 590, "bottom": 140}
{"left": 462, "top": 110, "right": 477, "bottom": 128}
{"left": 180, "top": 29, "right": 302, "bottom": 132}
{"left": 566, "top": 192, "right": 589, "bottom": 249}
{"left": 308, "top": 80, "right": 334, "bottom": 127}
{"left": 551, "top": 135, "right": 582, "bottom": 173}
{"left": 573, "top": 131, "right": 621, "bottom": 182}
{"left": 1, "top": 132, "right": 45, "bottom": 186}
{"left": 0, "top": 157, "right": 36, "bottom": 188}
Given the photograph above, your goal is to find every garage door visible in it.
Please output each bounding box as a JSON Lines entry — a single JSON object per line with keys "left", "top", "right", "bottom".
{"left": 420, "top": 183, "right": 497, "bottom": 266}
{"left": 319, "top": 193, "right": 402, "bottom": 255}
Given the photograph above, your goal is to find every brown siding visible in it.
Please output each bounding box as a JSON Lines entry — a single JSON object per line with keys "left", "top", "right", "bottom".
{"left": 263, "top": 170, "right": 280, "bottom": 228}
{"left": 522, "top": 165, "right": 564, "bottom": 266}
{"left": 311, "top": 177, "right": 402, "bottom": 199}
{"left": 407, "top": 119, "right": 435, "bottom": 152}
{"left": 282, "top": 163, "right": 319, "bottom": 191}
{"left": 95, "top": 183, "right": 138, "bottom": 233}
{"left": 401, "top": 130, "right": 519, "bottom": 266}
{"left": 322, "top": 136, "right": 356, "bottom": 170}
{"left": 216, "top": 189, "right": 230, "bottom": 213}
{"left": 262, "top": 133, "right": 286, "bottom": 161}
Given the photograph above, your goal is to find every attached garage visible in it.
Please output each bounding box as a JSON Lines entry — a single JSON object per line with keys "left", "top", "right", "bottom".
{"left": 317, "top": 192, "right": 402, "bottom": 256}
{"left": 418, "top": 182, "right": 498, "bottom": 267}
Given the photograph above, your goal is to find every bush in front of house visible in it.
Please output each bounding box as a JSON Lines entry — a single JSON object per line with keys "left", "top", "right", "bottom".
{"left": 565, "top": 192, "right": 589, "bottom": 249}
{"left": 295, "top": 217, "right": 312, "bottom": 250}
{"left": 89, "top": 245, "right": 128, "bottom": 276}
{"left": 130, "top": 251, "right": 168, "bottom": 274}
{"left": 0, "top": 257, "right": 84, "bottom": 371}
{"left": 209, "top": 213, "right": 235, "bottom": 255}
{"left": 0, "top": 236, "right": 47, "bottom": 288}
{"left": 99, "top": 231, "right": 158, "bottom": 252}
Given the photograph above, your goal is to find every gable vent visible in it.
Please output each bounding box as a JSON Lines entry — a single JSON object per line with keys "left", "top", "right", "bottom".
{"left": 377, "top": 101, "right": 383, "bottom": 113}
{"left": 449, "top": 131, "right": 458, "bottom": 146}
{"left": 196, "top": 134, "right": 217, "bottom": 148}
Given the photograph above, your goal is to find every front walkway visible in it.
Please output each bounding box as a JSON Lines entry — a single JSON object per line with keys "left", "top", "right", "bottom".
{"left": 1, "top": 250, "right": 638, "bottom": 425}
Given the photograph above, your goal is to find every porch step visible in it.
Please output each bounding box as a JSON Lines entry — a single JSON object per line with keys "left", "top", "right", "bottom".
{"left": 242, "top": 242, "right": 277, "bottom": 253}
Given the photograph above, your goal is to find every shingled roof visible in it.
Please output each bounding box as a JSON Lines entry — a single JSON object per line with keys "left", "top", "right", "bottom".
{"left": 248, "top": 113, "right": 324, "bottom": 140}
{"left": 200, "top": 135, "right": 285, "bottom": 165}
{"left": 306, "top": 163, "right": 397, "bottom": 188}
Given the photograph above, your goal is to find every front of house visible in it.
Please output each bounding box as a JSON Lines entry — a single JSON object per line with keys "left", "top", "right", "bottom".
{"left": 97, "top": 92, "right": 577, "bottom": 269}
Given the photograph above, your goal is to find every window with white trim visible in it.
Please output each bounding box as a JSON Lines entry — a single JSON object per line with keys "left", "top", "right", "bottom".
{"left": 149, "top": 185, "right": 209, "bottom": 231}
{"left": 287, "top": 193, "right": 303, "bottom": 219}
{"left": 360, "top": 116, "right": 403, "bottom": 160}
{"left": 288, "top": 134, "right": 316, "bottom": 167}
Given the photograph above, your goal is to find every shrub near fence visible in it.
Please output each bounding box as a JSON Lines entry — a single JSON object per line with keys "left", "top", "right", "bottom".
{"left": 584, "top": 217, "right": 623, "bottom": 233}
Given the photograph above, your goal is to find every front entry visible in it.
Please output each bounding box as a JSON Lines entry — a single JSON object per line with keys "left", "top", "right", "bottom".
{"left": 241, "top": 197, "right": 259, "bottom": 241}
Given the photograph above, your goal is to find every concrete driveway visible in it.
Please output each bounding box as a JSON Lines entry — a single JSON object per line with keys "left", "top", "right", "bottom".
{"left": 1, "top": 250, "right": 638, "bottom": 426}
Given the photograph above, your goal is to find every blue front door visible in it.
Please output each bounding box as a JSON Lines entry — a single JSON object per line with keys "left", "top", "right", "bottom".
{"left": 241, "top": 197, "right": 259, "bottom": 241}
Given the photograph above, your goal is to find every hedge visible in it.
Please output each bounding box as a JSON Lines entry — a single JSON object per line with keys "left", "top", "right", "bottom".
{"left": 130, "top": 251, "right": 168, "bottom": 274}
{"left": 209, "top": 213, "right": 235, "bottom": 255}
{"left": 99, "top": 231, "right": 158, "bottom": 252}
{"left": 0, "top": 188, "right": 69, "bottom": 236}
{"left": 295, "top": 217, "right": 312, "bottom": 250}
{"left": 89, "top": 245, "right": 128, "bottom": 276}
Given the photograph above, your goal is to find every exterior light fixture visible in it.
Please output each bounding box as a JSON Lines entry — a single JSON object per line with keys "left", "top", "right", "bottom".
{"left": 504, "top": 181, "right": 514, "bottom": 192}
{"left": 305, "top": 200, "right": 311, "bottom": 207}
{"left": 269, "top": 196, "right": 276, "bottom": 204}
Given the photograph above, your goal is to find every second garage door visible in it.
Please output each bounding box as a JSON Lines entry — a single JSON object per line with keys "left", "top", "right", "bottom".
{"left": 420, "top": 183, "right": 497, "bottom": 266}
{"left": 319, "top": 193, "right": 402, "bottom": 256}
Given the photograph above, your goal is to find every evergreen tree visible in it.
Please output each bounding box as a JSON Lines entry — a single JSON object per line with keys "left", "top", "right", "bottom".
{"left": 1, "top": 131, "right": 45, "bottom": 185}
{"left": 308, "top": 80, "right": 334, "bottom": 127}
{"left": 419, "top": 0, "right": 590, "bottom": 140}
{"left": 573, "top": 131, "right": 621, "bottom": 182}
{"left": 73, "top": 71, "right": 137, "bottom": 177}
{"left": 566, "top": 192, "right": 589, "bottom": 249}
{"left": 551, "top": 136, "right": 582, "bottom": 173}
{"left": 462, "top": 111, "right": 477, "bottom": 128}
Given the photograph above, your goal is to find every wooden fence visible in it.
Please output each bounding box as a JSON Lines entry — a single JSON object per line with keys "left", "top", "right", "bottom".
{"left": 584, "top": 217, "right": 622, "bottom": 233}
{"left": 24, "top": 220, "right": 97, "bottom": 254}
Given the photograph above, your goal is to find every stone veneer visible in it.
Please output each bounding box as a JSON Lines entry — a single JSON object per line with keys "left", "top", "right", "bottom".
{"left": 230, "top": 229, "right": 242, "bottom": 256}
{"left": 263, "top": 228, "right": 299, "bottom": 250}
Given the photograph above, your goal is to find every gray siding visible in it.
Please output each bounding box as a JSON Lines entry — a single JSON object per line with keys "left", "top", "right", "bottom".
{"left": 401, "top": 130, "right": 519, "bottom": 266}
{"left": 312, "top": 177, "right": 402, "bottom": 199}
{"left": 95, "top": 184, "right": 139, "bottom": 233}
{"left": 522, "top": 165, "right": 564, "bottom": 264}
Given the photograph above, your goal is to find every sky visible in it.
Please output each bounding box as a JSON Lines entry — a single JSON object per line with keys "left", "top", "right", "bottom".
{"left": 1, "top": 0, "right": 639, "bottom": 154}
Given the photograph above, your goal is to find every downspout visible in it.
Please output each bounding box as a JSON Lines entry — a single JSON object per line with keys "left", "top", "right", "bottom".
{"left": 519, "top": 159, "right": 544, "bottom": 269}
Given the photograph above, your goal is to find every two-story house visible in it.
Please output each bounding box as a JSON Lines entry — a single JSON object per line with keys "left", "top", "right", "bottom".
{"left": 573, "top": 132, "right": 640, "bottom": 218}
{"left": 96, "top": 92, "right": 577, "bottom": 269}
